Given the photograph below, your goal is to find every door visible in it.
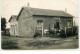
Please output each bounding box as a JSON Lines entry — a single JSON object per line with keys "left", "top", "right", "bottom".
{"left": 67, "top": 20, "right": 71, "bottom": 28}
{"left": 56, "top": 22, "right": 60, "bottom": 29}
{"left": 12, "top": 25, "right": 15, "bottom": 35}
{"left": 54, "top": 21, "right": 60, "bottom": 30}
{"left": 37, "top": 20, "right": 43, "bottom": 37}
{"left": 13, "top": 25, "right": 15, "bottom": 35}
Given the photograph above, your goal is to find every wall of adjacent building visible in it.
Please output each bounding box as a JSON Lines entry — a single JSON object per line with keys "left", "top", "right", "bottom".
{"left": 10, "top": 17, "right": 18, "bottom": 36}
{"left": 73, "top": 17, "right": 78, "bottom": 26}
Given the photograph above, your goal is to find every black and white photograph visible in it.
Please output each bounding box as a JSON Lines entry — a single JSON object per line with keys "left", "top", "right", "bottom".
{"left": 1, "top": 0, "right": 78, "bottom": 50}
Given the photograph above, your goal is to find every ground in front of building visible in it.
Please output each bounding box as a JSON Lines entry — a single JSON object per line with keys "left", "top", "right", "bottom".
{"left": 1, "top": 35, "right": 78, "bottom": 50}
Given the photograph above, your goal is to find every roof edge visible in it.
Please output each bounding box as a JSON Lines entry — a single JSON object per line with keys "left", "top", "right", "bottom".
{"left": 8, "top": 15, "right": 17, "bottom": 22}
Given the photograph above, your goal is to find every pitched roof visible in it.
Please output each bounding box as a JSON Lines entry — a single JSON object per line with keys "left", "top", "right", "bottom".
{"left": 9, "top": 15, "right": 17, "bottom": 22}
{"left": 24, "top": 7, "right": 73, "bottom": 17}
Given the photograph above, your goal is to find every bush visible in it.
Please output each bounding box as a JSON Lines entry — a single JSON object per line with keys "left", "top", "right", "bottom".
{"left": 59, "top": 30, "right": 66, "bottom": 38}
{"left": 66, "top": 28, "right": 72, "bottom": 37}
{"left": 34, "top": 32, "right": 40, "bottom": 38}
{"left": 2, "top": 41, "right": 19, "bottom": 49}
{"left": 48, "top": 30, "right": 54, "bottom": 36}
{"left": 1, "top": 31, "right": 6, "bottom": 36}
{"left": 73, "top": 26, "right": 77, "bottom": 35}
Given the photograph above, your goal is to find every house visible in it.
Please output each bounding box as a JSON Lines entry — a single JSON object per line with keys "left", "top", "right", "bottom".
{"left": 9, "top": 15, "right": 18, "bottom": 36}
{"left": 9, "top": 6, "right": 73, "bottom": 38}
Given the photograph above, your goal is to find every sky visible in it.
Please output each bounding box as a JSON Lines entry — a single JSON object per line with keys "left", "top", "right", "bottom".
{"left": 1, "top": 0, "right": 78, "bottom": 28}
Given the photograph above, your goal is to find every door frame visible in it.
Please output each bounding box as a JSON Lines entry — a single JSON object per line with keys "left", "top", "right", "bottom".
{"left": 37, "top": 20, "right": 44, "bottom": 37}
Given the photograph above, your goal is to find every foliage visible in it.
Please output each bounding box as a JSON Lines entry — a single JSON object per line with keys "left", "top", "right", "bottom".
{"left": 2, "top": 41, "right": 19, "bottom": 49}
{"left": 1, "top": 17, "right": 7, "bottom": 31}
{"left": 59, "top": 30, "right": 66, "bottom": 38}
{"left": 48, "top": 24, "right": 54, "bottom": 37}
{"left": 66, "top": 28, "right": 72, "bottom": 37}
{"left": 34, "top": 32, "right": 40, "bottom": 38}
{"left": 73, "top": 26, "right": 77, "bottom": 35}
{"left": 48, "top": 30, "right": 54, "bottom": 36}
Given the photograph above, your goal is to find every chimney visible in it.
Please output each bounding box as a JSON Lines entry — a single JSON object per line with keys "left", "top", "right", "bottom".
{"left": 65, "top": 8, "right": 67, "bottom": 12}
{"left": 27, "top": 2, "right": 30, "bottom": 8}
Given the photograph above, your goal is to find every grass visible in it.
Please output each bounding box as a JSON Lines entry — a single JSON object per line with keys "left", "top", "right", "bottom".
{"left": 26, "top": 40, "right": 63, "bottom": 48}
{"left": 1, "top": 35, "right": 79, "bottom": 49}
{"left": 2, "top": 40, "right": 19, "bottom": 49}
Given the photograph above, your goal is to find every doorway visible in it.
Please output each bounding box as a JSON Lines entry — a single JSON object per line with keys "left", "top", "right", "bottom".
{"left": 37, "top": 20, "right": 43, "bottom": 37}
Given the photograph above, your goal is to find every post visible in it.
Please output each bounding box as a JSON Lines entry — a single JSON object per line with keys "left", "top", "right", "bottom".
{"left": 65, "top": 19, "right": 67, "bottom": 37}
{"left": 42, "top": 23, "right": 44, "bottom": 37}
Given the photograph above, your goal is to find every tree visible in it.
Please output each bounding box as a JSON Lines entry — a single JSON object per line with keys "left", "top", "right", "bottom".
{"left": 1, "top": 17, "right": 6, "bottom": 31}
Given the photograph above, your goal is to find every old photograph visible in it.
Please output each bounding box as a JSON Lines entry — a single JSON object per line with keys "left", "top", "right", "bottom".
{"left": 1, "top": 0, "right": 78, "bottom": 49}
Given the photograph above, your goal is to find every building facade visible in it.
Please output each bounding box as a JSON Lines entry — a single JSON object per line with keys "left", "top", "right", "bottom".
{"left": 9, "top": 15, "right": 18, "bottom": 36}
{"left": 9, "top": 7, "right": 73, "bottom": 37}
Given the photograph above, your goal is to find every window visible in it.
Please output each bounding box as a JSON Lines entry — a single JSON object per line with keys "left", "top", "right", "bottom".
{"left": 37, "top": 20, "right": 43, "bottom": 30}
{"left": 67, "top": 20, "right": 71, "bottom": 28}
{"left": 37, "top": 20, "right": 43, "bottom": 25}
